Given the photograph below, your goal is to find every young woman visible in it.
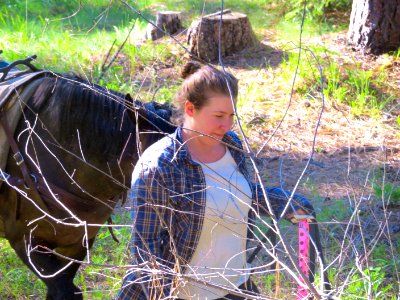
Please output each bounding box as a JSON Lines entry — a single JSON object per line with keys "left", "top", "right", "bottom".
{"left": 118, "top": 62, "right": 314, "bottom": 300}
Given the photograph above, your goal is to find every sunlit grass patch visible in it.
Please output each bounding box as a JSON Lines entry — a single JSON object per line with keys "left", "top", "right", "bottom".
{"left": 0, "top": 213, "right": 132, "bottom": 299}
{"left": 74, "top": 211, "right": 132, "bottom": 299}
{"left": 0, "top": 239, "right": 46, "bottom": 299}
{"left": 0, "top": 27, "right": 116, "bottom": 73}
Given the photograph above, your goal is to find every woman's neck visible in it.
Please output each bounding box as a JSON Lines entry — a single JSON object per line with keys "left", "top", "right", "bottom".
{"left": 182, "top": 128, "right": 226, "bottom": 163}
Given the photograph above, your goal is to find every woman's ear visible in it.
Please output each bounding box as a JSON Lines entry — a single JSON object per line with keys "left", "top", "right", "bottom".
{"left": 184, "top": 100, "right": 195, "bottom": 117}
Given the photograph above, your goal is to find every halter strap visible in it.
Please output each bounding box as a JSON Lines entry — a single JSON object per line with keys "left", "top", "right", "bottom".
{"left": 0, "top": 111, "right": 49, "bottom": 213}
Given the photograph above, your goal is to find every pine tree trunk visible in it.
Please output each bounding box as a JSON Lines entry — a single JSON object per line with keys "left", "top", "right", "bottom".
{"left": 348, "top": 0, "right": 400, "bottom": 54}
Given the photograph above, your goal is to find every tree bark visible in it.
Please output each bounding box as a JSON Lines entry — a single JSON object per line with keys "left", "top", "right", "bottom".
{"left": 348, "top": 0, "right": 400, "bottom": 54}
{"left": 187, "top": 11, "right": 257, "bottom": 62}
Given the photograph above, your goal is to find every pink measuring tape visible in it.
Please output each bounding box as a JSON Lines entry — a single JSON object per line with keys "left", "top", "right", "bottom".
{"left": 297, "top": 219, "right": 310, "bottom": 300}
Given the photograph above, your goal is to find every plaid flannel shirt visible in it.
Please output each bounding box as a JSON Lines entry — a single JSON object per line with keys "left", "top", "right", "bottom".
{"left": 117, "top": 127, "right": 311, "bottom": 299}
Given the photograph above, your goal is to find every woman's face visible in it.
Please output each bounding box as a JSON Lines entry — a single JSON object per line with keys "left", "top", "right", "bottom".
{"left": 184, "top": 93, "right": 235, "bottom": 146}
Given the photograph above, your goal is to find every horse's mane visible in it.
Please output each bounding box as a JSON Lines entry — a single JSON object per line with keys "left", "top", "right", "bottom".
{"left": 28, "top": 73, "right": 176, "bottom": 161}
{"left": 29, "top": 74, "right": 136, "bottom": 159}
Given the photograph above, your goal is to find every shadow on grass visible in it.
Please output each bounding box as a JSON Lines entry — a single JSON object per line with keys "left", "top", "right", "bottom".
{"left": 222, "top": 42, "right": 286, "bottom": 70}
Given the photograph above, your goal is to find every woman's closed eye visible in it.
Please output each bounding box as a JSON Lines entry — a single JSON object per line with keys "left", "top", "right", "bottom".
{"left": 215, "top": 114, "right": 234, "bottom": 118}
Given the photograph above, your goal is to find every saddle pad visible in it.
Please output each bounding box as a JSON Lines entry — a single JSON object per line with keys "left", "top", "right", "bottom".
{"left": 0, "top": 69, "right": 50, "bottom": 109}
{"left": 0, "top": 70, "right": 51, "bottom": 188}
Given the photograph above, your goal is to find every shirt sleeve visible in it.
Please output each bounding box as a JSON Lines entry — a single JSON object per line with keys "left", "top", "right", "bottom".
{"left": 118, "top": 161, "right": 173, "bottom": 299}
{"left": 224, "top": 131, "right": 315, "bottom": 220}
{"left": 252, "top": 184, "right": 315, "bottom": 219}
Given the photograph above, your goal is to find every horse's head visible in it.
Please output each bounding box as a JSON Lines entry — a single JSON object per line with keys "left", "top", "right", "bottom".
{"left": 124, "top": 93, "right": 176, "bottom": 150}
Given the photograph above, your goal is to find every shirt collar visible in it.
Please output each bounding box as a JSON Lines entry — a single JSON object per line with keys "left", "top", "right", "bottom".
{"left": 171, "top": 127, "right": 191, "bottom": 162}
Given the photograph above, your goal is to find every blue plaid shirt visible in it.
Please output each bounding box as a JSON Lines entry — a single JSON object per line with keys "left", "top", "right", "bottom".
{"left": 117, "top": 127, "right": 311, "bottom": 299}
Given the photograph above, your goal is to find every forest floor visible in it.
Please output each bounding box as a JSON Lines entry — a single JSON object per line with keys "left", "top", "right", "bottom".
{"left": 231, "top": 30, "right": 400, "bottom": 297}
{"left": 137, "top": 28, "right": 400, "bottom": 297}
{"left": 235, "top": 30, "right": 400, "bottom": 231}
{"left": 145, "top": 28, "right": 400, "bottom": 231}
{"left": 2, "top": 9, "right": 399, "bottom": 298}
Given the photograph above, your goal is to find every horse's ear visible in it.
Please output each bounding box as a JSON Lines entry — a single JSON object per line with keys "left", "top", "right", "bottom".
{"left": 124, "top": 94, "right": 135, "bottom": 122}
{"left": 125, "top": 93, "right": 133, "bottom": 103}
{"left": 124, "top": 93, "right": 148, "bottom": 125}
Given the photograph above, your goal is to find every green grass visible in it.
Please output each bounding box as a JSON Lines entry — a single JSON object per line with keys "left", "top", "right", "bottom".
{"left": 275, "top": 18, "right": 346, "bottom": 42}
{"left": 343, "top": 69, "right": 395, "bottom": 116}
{"left": 73, "top": 212, "right": 132, "bottom": 299}
{"left": 0, "top": 0, "right": 173, "bottom": 89}
{"left": 0, "top": 212, "right": 131, "bottom": 299}
{"left": 373, "top": 181, "right": 400, "bottom": 206}
{"left": 1, "top": 0, "right": 138, "bottom": 31}
{"left": 0, "top": 14, "right": 176, "bottom": 95}
{"left": 1, "top": 0, "right": 363, "bottom": 113}
{"left": 324, "top": 61, "right": 348, "bottom": 103}
{"left": 280, "top": 0, "right": 351, "bottom": 21}
{"left": 275, "top": 43, "right": 398, "bottom": 117}
{"left": 339, "top": 263, "right": 397, "bottom": 299}
{"left": 0, "top": 239, "right": 46, "bottom": 299}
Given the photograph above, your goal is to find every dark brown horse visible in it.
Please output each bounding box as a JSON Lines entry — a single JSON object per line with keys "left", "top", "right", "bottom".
{"left": 0, "top": 69, "right": 175, "bottom": 299}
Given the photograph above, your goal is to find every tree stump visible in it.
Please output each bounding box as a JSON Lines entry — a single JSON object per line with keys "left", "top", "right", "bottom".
{"left": 187, "top": 10, "right": 257, "bottom": 62}
{"left": 347, "top": 0, "right": 400, "bottom": 54}
{"left": 146, "top": 11, "right": 182, "bottom": 41}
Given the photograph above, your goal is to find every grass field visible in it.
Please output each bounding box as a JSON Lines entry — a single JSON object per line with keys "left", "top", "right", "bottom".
{"left": 1, "top": 0, "right": 399, "bottom": 299}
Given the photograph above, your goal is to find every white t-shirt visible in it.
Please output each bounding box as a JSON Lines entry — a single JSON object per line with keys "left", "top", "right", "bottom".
{"left": 175, "top": 149, "right": 253, "bottom": 299}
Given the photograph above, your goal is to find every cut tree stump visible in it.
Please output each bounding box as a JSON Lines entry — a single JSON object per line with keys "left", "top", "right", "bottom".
{"left": 187, "top": 10, "right": 257, "bottom": 62}
{"left": 146, "top": 11, "right": 182, "bottom": 41}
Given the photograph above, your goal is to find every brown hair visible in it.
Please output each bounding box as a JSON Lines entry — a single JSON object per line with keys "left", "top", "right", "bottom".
{"left": 173, "top": 61, "right": 238, "bottom": 125}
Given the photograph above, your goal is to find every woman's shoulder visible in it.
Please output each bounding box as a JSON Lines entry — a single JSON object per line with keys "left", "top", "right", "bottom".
{"left": 137, "top": 132, "right": 181, "bottom": 169}
{"left": 131, "top": 131, "right": 185, "bottom": 188}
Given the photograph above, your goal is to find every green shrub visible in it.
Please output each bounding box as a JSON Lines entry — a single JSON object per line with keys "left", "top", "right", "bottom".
{"left": 281, "top": 0, "right": 352, "bottom": 21}
{"left": 373, "top": 182, "right": 400, "bottom": 205}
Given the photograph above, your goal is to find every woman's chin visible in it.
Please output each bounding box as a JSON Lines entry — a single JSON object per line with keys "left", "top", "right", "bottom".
{"left": 210, "top": 136, "right": 224, "bottom": 144}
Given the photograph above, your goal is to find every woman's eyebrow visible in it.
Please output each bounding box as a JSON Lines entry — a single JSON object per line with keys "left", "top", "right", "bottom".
{"left": 213, "top": 110, "right": 231, "bottom": 113}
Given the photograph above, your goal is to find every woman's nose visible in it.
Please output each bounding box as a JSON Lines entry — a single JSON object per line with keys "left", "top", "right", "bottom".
{"left": 222, "top": 117, "right": 233, "bottom": 131}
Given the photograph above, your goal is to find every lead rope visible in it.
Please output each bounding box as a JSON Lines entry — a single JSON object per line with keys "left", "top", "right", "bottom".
{"left": 297, "top": 219, "right": 310, "bottom": 300}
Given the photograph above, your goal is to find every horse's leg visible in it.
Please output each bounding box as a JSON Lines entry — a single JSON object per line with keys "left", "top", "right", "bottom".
{"left": 10, "top": 236, "right": 95, "bottom": 300}
{"left": 45, "top": 237, "right": 97, "bottom": 300}
{"left": 1, "top": 189, "right": 81, "bottom": 299}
